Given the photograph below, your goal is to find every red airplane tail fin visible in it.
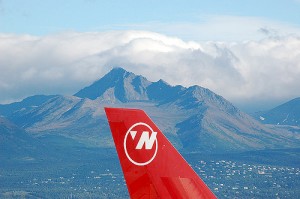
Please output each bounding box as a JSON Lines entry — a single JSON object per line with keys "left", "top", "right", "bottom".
{"left": 105, "top": 107, "right": 216, "bottom": 199}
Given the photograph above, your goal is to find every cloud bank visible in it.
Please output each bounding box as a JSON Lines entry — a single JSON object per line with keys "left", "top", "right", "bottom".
{"left": 1, "top": 31, "right": 300, "bottom": 111}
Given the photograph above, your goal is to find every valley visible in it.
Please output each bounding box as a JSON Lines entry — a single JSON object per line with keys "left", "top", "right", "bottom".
{"left": 1, "top": 147, "right": 299, "bottom": 198}
{"left": 1, "top": 67, "right": 300, "bottom": 198}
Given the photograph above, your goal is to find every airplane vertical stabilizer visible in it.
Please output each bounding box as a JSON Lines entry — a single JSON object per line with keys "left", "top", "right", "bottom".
{"left": 105, "top": 107, "right": 217, "bottom": 199}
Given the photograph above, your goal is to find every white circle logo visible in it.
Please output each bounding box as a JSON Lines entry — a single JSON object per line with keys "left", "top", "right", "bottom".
{"left": 124, "top": 122, "right": 158, "bottom": 166}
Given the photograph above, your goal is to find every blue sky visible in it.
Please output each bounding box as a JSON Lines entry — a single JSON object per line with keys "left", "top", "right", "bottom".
{"left": 1, "top": 0, "right": 300, "bottom": 111}
{"left": 1, "top": 0, "right": 300, "bottom": 38}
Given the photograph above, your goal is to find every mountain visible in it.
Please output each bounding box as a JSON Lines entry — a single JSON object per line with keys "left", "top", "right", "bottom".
{"left": 0, "top": 116, "right": 45, "bottom": 161}
{"left": 75, "top": 67, "right": 151, "bottom": 102}
{"left": 0, "top": 95, "right": 57, "bottom": 118}
{"left": 11, "top": 95, "right": 114, "bottom": 147}
{"left": 75, "top": 67, "right": 184, "bottom": 103}
{"left": 256, "top": 97, "right": 300, "bottom": 126}
{"left": 1, "top": 68, "right": 300, "bottom": 153}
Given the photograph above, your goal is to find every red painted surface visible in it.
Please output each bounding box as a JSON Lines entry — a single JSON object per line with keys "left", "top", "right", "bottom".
{"left": 105, "top": 107, "right": 217, "bottom": 199}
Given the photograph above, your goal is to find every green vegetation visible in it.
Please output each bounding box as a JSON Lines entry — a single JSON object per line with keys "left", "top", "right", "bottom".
{"left": 1, "top": 148, "right": 299, "bottom": 198}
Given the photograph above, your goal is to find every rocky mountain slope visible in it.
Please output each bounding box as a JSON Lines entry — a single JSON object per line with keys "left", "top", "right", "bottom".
{"left": 256, "top": 97, "right": 300, "bottom": 126}
{"left": 1, "top": 68, "right": 300, "bottom": 153}
{"left": 0, "top": 116, "right": 46, "bottom": 160}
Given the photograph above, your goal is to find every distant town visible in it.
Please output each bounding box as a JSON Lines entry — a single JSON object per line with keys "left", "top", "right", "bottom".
{"left": 1, "top": 150, "right": 299, "bottom": 198}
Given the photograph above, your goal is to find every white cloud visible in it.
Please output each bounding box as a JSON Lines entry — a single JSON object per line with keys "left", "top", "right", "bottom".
{"left": 0, "top": 30, "right": 300, "bottom": 111}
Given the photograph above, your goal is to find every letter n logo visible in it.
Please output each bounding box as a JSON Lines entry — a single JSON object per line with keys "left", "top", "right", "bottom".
{"left": 124, "top": 122, "right": 158, "bottom": 166}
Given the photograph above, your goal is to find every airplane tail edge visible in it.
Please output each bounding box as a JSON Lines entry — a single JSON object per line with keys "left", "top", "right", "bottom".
{"left": 104, "top": 107, "right": 217, "bottom": 199}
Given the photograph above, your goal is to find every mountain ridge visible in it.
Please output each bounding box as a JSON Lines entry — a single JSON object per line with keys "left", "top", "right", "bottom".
{"left": 1, "top": 67, "right": 300, "bottom": 153}
{"left": 0, "top": 116, "right": 47, "bottom": 160}
{"left": 75, "top": 67, "right": 151, "bottom": 102}
{"left": 256, "top": 97, "right": 300, "bottom": 126}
